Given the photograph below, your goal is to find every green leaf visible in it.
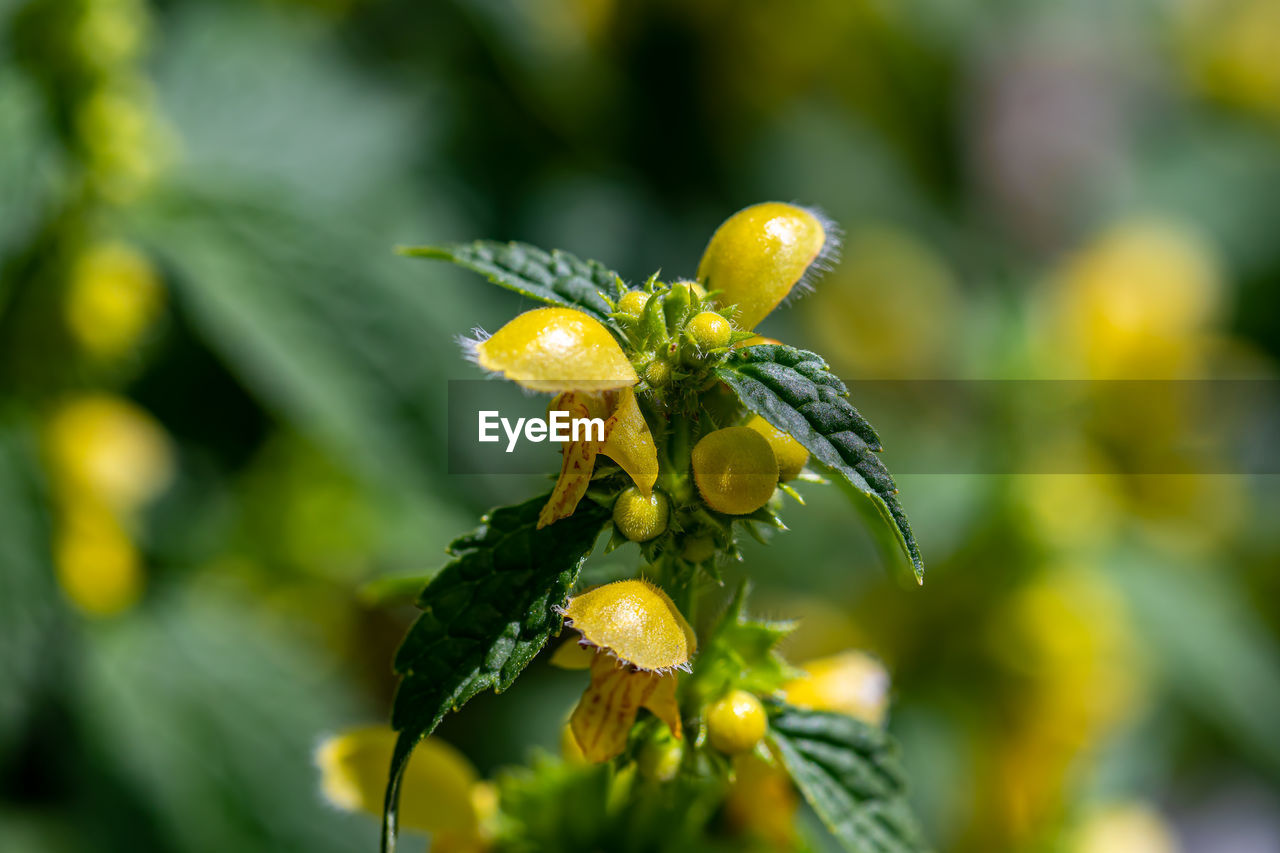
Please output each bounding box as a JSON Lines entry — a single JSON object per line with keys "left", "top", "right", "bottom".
{"left": 0, "top": 415, "right": 59, "bottom": 756}
{"left": 381, "top": 494, "right": 609, "bottom": 852}
{"left": 689, "top": 581, "right": 797, "bottom": 706}
{"left": 715, "top": 344, "right": 924, "bottom": 581}
{"left": 768, "top": 703, "right": 929, "bottom": 853}
{"left": 399, "top": 240, "right": 620, "bottom": 321}
{"left": 1111, "top": 554, "right": 1280, "bottom": 774}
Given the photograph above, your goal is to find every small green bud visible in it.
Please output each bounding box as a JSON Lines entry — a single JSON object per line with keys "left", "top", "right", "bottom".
{"left": 612, "top": 487, "right": 669, "bottom": 542}
{"left": 687, "top": 311, "right": 731, "bottom": 350}
{"left": 617, "top": 290, "right": 649, "bottom": 317}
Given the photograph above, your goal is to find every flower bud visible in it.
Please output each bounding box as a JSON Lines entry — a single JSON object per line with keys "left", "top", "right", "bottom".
{"left": 637, "top": 734, "right": 683, "bottom": 781}
{"left": 613, "top": 487, "right": 669, "bottom": 542}
{"left": 687, "top": 311, "right": 731, "bottom": 351}
{"left": 707, "top": 690, "right": 767, "bottom": 754}
{"left": 745, "top": 415, "right": 809, "bottom": 482}
{"left": 616, "top": 290, "right": 649, "bottom": 317}
{"left": 692, "top": 427, "right": 778, "bottom": 515}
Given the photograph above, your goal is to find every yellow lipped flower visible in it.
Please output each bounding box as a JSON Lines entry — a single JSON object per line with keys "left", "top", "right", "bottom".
{"left": 539, "top": 386, "right": 658, "bottom": 528}
{"left": 316, "top": 726, "right": 492, "bottom": 852}
{"left": 697, "top": 202, "right": 835, "bottom": 331}
{"left": 467, "top": 307, "right": 658, "bottom": 528}
{"left": 556, "top": 580, "right": 695, "bottom": 762}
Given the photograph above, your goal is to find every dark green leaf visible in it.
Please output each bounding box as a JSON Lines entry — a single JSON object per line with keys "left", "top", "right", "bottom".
{"left": 382, "top": 495, "right": 609, "bottom": 851}
{"left": 768, "top": 703, "right": 929, "bottom": 853}
{"left": 78, "top": 586, "right": 369, "bottom": 853}
{"left": 398, "top": 241, "right": 619, "bottom": 321}
{"left": 0, "top": 416, "right": 59, "bottom": 755}
{"left": 716, "top": 344, "right": 924, "bottom": 581}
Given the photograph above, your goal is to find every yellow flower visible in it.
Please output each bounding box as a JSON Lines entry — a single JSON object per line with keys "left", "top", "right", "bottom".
{"left": 706, "top": 689, "right": 768, "bottom": 754}
{"left": 467, "top": 307, "right": 659, "bottom": 528}
{"left": 556, "top": 580, "right": 695, "bottom": 762}
{"left": 539, "top": 386, "right": 658, "bottom": 528}
{"left": 783, "top": 651, "right": 890, "bottom": 726}
{"left": 722, "top": 753, "right": 799, "bottom": 849}
{"left": 1043, "top": 218, "right": 1222, "bottom": 379}
{"left": 65, "top": 241, "right": 165, "bottom": 361}
{"left": 316, "top": 726, "right": 492, "bottom": 852}
{"left": 745, "top": 414, "right": 808, "bottom": 482}
{"left": 45, "top": 394, "right": 174, "bottom": 516}
{"left": 697, "top": 202, "right": 834, "bottom": 330}
{"left": 691, "top": 426, "right": 778, "bottom": 515}
{"left": 471, "top": 306, "right": 636, "bottom": 392}
{"left": 54, "top": 501, "right": 143, "bottom": 617}
{"left": 1069, "top": 802, "right": 1179, "bottom": 853}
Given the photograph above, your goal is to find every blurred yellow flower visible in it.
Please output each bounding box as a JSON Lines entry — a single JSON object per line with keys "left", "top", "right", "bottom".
{"left": 54, "top": 501, "right": 143, "bottom": 616}
{"left": 1181, "top": 0, "right": 1280, "bottom": 120}
{"left": 65, "top": 241, "right": 164, "bottom": 360}
{"left": 992, "top": 567, "right": 1149, "bottom": 842}
{"left": 73, "top": 0, "right": 149, "bottom": 73}
{"left": 722, "top": 753, "right": 799, "bottom": 849}
{"left": 1043, "top": 218, "right": 1223, "bottom": 379}
{"left": 76, "top": 80, "right": 171, "bottom": 202}
{"left": 46, "top": 394, "right": 174, "bottom": 515}
{"left": 1070, "top": 802, "right": 1181, "bottom": 853}
{"left": 316, "top": 726, "right": 491, "bottom": 851}
{"left": 783, "top": 650, "right": 890, "bottom": 726}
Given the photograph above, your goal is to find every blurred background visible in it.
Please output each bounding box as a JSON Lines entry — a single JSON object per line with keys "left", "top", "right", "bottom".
{"left": 3, "top": 0, "right": 1280, "bottom": 851}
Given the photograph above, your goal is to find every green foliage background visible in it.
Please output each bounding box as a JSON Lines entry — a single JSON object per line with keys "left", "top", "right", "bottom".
{"left": 4, "top": 0, "right": 1280, "bottom": 851}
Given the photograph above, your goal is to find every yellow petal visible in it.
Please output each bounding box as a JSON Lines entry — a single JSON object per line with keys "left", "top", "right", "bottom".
{"left": 549, "top": 638, "right": 597, "bottom": 670}
{"left": 316, "top": 726, "right": 483, "bottom": 840}
{"left": 691, "top": 426, "right": 778, "bottom": 515}
{"left": 562, "top": 579, "right": 696, "bottom": 671}
{"left": 570, "top": 655, "right": 681, "bottom": 762}
{"left": 639, "top": 668, "right": 683, "bottom": 740}
{"left": 697, "top": 202, "right": 831, "bottom": 330}
{"left": 599, "top": 387, "right": 658, "bottom": 496}
{"left": 538, "top": 389, "right": 658, "bottom": 528}
{"left": 783, "top": 651, "right": 890, "bottom": 725}
{"left": 537, "top": 395, "right": 599, "bottom": 529}
{"left": 474, "top": 307, "right": 637, "bottom": 392}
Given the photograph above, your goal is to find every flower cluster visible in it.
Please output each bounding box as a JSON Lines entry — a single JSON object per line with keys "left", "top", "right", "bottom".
{"left": 323, "top": 202, "right": 927, "bottom": 853}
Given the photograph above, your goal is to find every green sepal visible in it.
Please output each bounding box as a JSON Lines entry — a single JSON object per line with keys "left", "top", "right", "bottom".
{"left": 688, "top": 581, "right": 798, "bottom": 707}
{"left": 380, "top": 495, "right": 609, "bottom": 852}
{"left": 715, "top": 344, "right": 924, "bottom": 581}
{"left": 398, "top": 240, "right": 618, "bottom": 322}
{"left": 767, "top": 702, "right": 930, "bottom": 853}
